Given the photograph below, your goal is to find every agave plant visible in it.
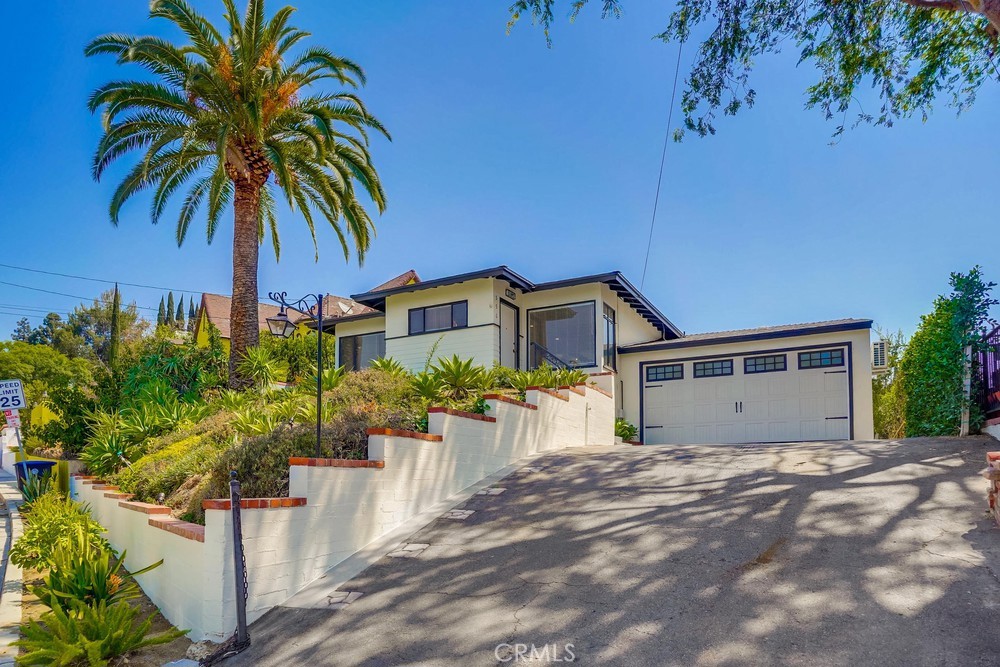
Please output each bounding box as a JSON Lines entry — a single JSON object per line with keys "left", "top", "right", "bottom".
{"left": 238, "top": 346, "right": 281, "bottom": 391}
{"left": 82, "top": 433, "right": 137, "bottom": 477}
{"left": 430, "top": 355, "right": 484, "bottom": 400}
{"left": 554, "top": 368, "right": 589, "bottom": 387}
{"left": 118, "top": 403, "right": 170, "bottom": 443}
{"left": 270, "top": 394, "right": 308, "bottom": 425}
{"left": 231, "top": 408, "right": 280, "bottom": 436}
{"left": 217, "top": 389, "right": 253, "bottom": 412}
{"left": 306, "top": 365, "right": 346, "bottom": 392}
{"left": 369, "top": 357, "right": 408, "bottom": 378}
{"left": 86, "top": 410, "right": 122, "bottom": 442}
{"left": 411, "top": 372, "right": 445, "bottom": 402}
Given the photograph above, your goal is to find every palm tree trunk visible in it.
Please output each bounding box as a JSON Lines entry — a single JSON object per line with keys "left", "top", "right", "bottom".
{"left": 229, "top": 181, "right": 261, "bottom": 389}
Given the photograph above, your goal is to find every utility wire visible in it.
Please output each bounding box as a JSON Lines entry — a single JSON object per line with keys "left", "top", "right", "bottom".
{"left": 640, "top": 39, "right": 685, "bottom": 291}
{"left": 0, "top": 280, "right": 159, "bottom": 312}
{"left": 0, "top": 262, "right": 201, "bottom": 294}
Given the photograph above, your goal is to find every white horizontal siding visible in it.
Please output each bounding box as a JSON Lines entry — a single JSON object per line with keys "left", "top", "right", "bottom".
{"left": 386, "top": 326, "right": 499, "bottom": 372}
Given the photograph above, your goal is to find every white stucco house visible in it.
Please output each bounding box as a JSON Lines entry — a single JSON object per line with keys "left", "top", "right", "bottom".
{"left": 323, "top": 266, "right": 875, "bottom": 444}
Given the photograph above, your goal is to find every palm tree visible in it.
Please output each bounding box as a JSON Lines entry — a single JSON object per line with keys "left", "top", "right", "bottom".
{"left": 86, "top": 0, "right": 389, "bottom": 388}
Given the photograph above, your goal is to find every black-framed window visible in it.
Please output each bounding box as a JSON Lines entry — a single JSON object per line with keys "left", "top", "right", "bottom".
{"left": 408, "top": 301, "right": 468, "bottom": 335}
{"left": 646, "top": 363, "right": 683, "bottom": 382}
{"left": 339, "top": 332, "right": 386, "bottom": 371}
{"left": 603, "top": 303, "right": 616, "bottom": 370}
{"left": 527, "top": 301, "right": 597, "bottom": 369}
{"left": 798, "top": 348, "right": 844, "bottom": 369}
{"left": 693, "top": 359, "right": 733, "bottom": 378}
{"left": 744, "top": 354, "right": 787, "bottom": 374}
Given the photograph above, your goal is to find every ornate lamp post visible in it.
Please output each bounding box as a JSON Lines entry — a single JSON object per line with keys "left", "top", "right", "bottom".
{"left": 266, "top": 292, "right": 325, "bottom": 458}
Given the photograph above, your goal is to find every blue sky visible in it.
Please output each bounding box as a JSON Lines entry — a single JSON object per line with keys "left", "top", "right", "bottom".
{"left": 1, "top": 1, "right": 996, "bottom": 340}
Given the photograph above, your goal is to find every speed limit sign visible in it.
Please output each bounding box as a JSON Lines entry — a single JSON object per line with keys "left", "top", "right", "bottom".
{"left": 0, "top": 380, "right": 26, "bottom": 411}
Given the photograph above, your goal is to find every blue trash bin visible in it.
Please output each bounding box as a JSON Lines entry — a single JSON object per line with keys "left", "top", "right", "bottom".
{"left": 14, "top": 460, "right": 56, "bottom": 493}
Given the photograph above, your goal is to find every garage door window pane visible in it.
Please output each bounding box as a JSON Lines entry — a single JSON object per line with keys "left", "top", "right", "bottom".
{"left": 528, "top": 301, "right": 597, "bottom": 369}
{"left": 693, "top": 359, "right": 733, "bottom": 378}
{"left": 798, "top": 349, "right": 844, "bottom": 369}
{"left": 647, "top": 364, "right": 683, "bottom": 382}
{"left": 744, "top": 354, "right": 786, "bottom": 374}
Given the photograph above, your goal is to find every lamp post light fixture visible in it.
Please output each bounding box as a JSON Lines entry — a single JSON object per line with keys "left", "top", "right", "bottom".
{"left": 266, "top": 291, "right": 325, "bottom": 458}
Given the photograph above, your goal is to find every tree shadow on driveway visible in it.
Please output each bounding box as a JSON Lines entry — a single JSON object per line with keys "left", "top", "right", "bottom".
{"left": 228, "top": 437, "right": 1000, "bottom": 666}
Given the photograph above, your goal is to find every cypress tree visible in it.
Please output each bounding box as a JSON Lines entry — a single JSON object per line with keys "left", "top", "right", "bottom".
{"left": 176, "top": 296, "right": 185, "bottom": 329}
{"left": 108, "top": 284, "right": 121, "bottom": 367}
{"left": 166, "top": 292, "right": 176, "bottom": 327}
{"left": 188, "top": 301, "right": 197, "bottom": 332}
{"left": 157, "top": 297, "right": 166, "bottom": 327}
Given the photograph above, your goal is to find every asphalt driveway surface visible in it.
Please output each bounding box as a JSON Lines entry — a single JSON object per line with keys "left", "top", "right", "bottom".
{"left": 229, "top": 438, "right": 1000, "bottom": 666}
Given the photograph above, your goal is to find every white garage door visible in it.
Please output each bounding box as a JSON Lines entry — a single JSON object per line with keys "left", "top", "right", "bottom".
{"left": 642, "top": 347, "right": 851, "bottom": 445}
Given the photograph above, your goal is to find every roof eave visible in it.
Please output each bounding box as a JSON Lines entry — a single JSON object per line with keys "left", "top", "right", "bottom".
{"left": 618, "top": 319, "right": 873, "bottom": 355}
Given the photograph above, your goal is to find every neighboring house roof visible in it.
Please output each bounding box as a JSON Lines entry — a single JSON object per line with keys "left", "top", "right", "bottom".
{"left": 368, "top": 269, "right": 421, "bottom": 293}
{"left": 195, "top": 293, "right": 283, "bottom": 340}
{"left": 292, "top": 295, "right": 378, "bottom": 327}
{"left": 618, "top": 318, "right": 873, "bottom": 354}
{"left": 349, "top": 266, "right": 682, "bottom": 338}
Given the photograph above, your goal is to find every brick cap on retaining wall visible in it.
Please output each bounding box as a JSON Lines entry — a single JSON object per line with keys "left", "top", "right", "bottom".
{"left": 119, "top": 501, "right": 172, "bottom": 515}
{"left": 427, "top": 407, "right": 497, "bottom": 423}
{"left": 103, "top": 492, "right": 134, "bottom": 500}
{"left": 289, "top": 457, "right": 385, "bottom": 468}
{"left": 558, "top": 385, "right": 586, "bottom": 396}
{"left": 202, "top": 497, "right": 307, "bottom": 510}
{"left": 987, "top": 417, "right": 1000, "bottom": 427}
{"left": 148, "top": 516, "right": 205, "bottom": 543}
{"left": 482, "top": 394, "right": 538, "bottom": 410}
{"left": 587, "top": 384, "right": 613, "bottom": 399}
{"left": 366, "top": 428, "right": 443, "bottom": 442}
{"left": 526, "top": 386, "right": 569, "bottom": 402}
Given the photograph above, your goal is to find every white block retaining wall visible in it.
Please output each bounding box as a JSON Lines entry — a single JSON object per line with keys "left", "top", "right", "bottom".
{"left": 71, "top": 382, "right": 614, "bottom": 641}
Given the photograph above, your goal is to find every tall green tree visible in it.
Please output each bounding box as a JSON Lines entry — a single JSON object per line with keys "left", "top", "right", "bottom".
{"left": 166, "top": 292, "right": 176, "bottom": 327}
{"left": 507, "top": 0, "right": 1000, "bottom": 137}
{"left": 188, "top": 301, "right": 197, "bottom": 332}
{"left": 176, "top": 295, "right": 185, "bottom": 329}
{"left": 108, "top": 284, "right": 122, "bottom": 368}
{"left": 11, "top": 318, "right": 32, "bottom": 342}
{"left": 157, "top": 298, "right": 166, "bottom": 327}
{"left": 87, "top": 0, "right": 389, "bottom": 388}
{"left": 899, "top": 267, "right": 997, "bottom": 436}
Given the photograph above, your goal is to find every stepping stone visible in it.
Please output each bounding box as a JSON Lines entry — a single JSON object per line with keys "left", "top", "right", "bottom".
{"left": 475, "top": 487, "right": 506, "bottom": 496}
{"left": 443, "top": 509, "right": 475, "bottom": 520}
{"left": 387, "top": 543, "right": 430, "bottom": 558}
{"left": 326, "top": 591, "right": 363, "bottom": 610}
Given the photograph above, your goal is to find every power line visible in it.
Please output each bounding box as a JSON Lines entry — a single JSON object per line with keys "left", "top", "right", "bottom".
{"left": 640, "top": 39, "right": 685, "bottom": 291}
{"left": 0, "top": 280, "right": 159, "bottom": 312}
{"left": 0, "top": 262, "right": 202, "bottom": 294}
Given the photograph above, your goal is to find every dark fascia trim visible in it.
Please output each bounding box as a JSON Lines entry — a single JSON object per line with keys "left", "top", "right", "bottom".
{"left": 321, "top": 311, "right": 386, "bottom": 333}
{"left": 350, "top": 266, "right": 533, "bottom": 309}
{"left": 619, "top": 320, "right": 873, "bottom": 355}
{"left": 533, "top": 271, "right": 682, "bottom": 339}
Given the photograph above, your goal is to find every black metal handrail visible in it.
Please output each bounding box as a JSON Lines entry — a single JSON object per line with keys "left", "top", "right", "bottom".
{"left": 529, "top": 342, "right": 570, "bottom": 370}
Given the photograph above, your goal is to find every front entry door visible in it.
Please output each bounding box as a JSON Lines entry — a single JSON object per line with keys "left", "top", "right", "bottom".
{"left": 499, "top": 299, "right": 519, "bottom": 369}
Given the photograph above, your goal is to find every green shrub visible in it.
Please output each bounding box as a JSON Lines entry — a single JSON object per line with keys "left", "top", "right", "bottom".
{"left": 368, "top": 357, "right": 408, "bottom": 378}
{"left": 208, "top": 400, "right": 419, "bottom": 501}
{"left": 30, "top": 526, "right": 162, "bottom": 613}
{"left": 15, "top": 597, "right": 186, "bottom": 666}
{"left": 10, "top": 493, "right": 109, "bottom": 570}
{"left": 237, "top": 345, "right": 281, "bottom": 391}
{"left": 899, "top": 267, "right": 997, "bottom": 436}
{"left": 615, "top": 418, "right": 638, "bottom": 441}
{"left": 113, "top": 432, "right": 228, "bottom": 504}
{"left": 21, "top": 470, "right": 55, "bottom": 505}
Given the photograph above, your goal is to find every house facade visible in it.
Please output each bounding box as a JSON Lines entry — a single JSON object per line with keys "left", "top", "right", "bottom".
{"left": 329, "top": 266, "right": 875, "bottom": 445}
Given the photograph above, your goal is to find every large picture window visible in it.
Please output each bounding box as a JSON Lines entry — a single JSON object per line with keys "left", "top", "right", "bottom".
{"left": 339, "top": 332, "right": 386, "bottom": 371}
{"left": 603, "top": 304, "right": 616, "bottom": 370}
{"left": 408, "top": 301, "right": 468, "bottom": 335}
{"left": 527, "top": 301, "right": 596, "bottom": 369}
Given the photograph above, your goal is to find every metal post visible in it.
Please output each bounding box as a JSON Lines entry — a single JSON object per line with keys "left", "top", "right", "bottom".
{"left": 229, "top": 471, "right": 249, "bottom": 649}
{"left": 315, "top": 294, "right": 323, "bottom": 458}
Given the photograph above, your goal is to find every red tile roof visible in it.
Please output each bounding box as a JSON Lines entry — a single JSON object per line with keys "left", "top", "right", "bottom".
{"left": 195, "top": 293, "right": 283, "bottom": 340}
{"left": 368, "top": 269, "right": 420, "bottom": 293}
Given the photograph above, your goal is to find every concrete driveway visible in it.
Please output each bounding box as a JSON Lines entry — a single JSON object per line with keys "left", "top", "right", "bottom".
{"left": 230, "top": 438, "right": 1000, "bottom": 666}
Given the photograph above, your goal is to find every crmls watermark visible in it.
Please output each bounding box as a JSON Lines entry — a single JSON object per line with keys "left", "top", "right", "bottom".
{"left": 495, "top": 643, "right": 576, "bottom": 663}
